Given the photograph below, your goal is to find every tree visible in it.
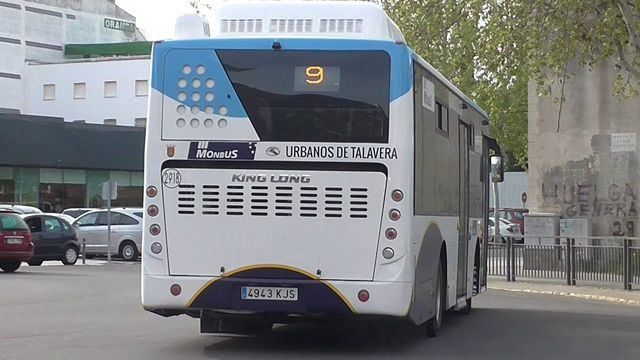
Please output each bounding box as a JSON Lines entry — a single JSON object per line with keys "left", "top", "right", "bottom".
{"left": 384, "top": 0, "right": 640, "bottom": 168}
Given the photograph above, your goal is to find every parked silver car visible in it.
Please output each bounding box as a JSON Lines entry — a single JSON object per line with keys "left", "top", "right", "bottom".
{"left": 72, "top": 208, "right": 143, "bottom": 261}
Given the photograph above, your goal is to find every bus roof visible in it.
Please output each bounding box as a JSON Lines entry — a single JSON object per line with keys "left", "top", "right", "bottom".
{"left": 200, "top": 0, "right": 404, "bottom": 43}
{"left": 175, "top": 0, "right": 488, "bottom": 120}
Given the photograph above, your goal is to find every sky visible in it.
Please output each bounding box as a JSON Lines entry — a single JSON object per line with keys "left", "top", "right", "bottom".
{"left": 116, "top": 0, "right": 198, "bottom": 40}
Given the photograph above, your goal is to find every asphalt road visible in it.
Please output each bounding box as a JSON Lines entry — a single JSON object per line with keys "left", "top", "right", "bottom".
{"left": 1, "top": 263, "right": 639, "bottom": 360}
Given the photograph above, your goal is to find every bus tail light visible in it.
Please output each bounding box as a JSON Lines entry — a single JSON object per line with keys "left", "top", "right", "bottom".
{"left": 385, "top": 228, "right": 397, "bottom": 240}
{"left": 389, "top": 209, "right": 401, "bottom": 221}
{"left": 358, "top": 289, "right": 370, "bottom": 302}
{"left": 382, "top": 247, "right": 395, "bottom": 259}
{"left": 146, "top": 186, "right": 158, "bottom": 198}
{"left": 170, "top": 284, "right": 182, "bottom": 296}
{"left": 151, "top": 242, "right": 162, "bottom": 254}
{"left": 147, "top": 205, "right": 159, "bottom": 217}
{"left": 391, "top": 190, "right": 404, "bottom": 202}
{"left": 149, "top": 224, "right": 161, "bottom": 236}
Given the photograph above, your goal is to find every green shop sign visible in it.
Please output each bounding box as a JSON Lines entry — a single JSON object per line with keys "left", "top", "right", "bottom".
{"left": 104, "top": 18, "right": 135, "bottom": 33}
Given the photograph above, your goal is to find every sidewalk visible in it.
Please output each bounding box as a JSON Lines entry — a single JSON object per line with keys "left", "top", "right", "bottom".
{"left": 488, "top": 276, "right": 640, "bottom": 306}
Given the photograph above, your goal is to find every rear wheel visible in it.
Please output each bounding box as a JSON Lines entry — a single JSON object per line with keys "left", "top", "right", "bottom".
{"left": 61, "top": 246, "right": 78, "bottom": 265}
{"left": 0, "top": 261, "right": 21, "bottom": 272}
{"left": 119, "top": 241, "right": 138, "bottom": 261}
{"left": 462, "top": 297, "right": 472, "bottom": 315}
{"left": 425, "top": 261, "right": 444, "bottom": 337}
{"left": 28, "top": 260, "right": 43, "bottom": 266}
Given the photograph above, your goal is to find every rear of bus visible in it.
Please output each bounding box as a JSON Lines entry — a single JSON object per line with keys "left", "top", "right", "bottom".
{"left": 142, "top": 1, "right": 415, "bottom": 331}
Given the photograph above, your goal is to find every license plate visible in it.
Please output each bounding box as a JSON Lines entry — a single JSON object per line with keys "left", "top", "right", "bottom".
{"left": 6, "top": 237, "right": 22, "bottom": 245}
{"left": 241, "top": 286, "right": 298, "bottom": 301}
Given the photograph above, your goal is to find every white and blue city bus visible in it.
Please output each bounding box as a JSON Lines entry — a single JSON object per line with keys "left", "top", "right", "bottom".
{"left": 142, "top": 0, "right": 501, "bottom": 336}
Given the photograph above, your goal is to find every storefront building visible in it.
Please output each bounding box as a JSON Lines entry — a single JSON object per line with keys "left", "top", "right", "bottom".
{"left": 0, "top": 113, "right": 144, "bottom": 212}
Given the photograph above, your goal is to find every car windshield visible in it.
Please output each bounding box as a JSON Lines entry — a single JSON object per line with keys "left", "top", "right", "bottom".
{"left": 63, "top": 209, "right": 91, "bottom": 218}
{"left": 0, "top": 214, "right": 29, "bottom": 231}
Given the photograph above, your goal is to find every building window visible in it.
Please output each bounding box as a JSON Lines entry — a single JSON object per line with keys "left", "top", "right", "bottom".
{"left": 43, "top": 84, "right": 55, "bottom": 101}
{"left": 436, "top": 102, "right": 449, "bottom": 135}
{"left": 135, "top": 80, "right": 148, "bottom": 97}
{"left": 134, "top": 118, "right": 147, "bottom": 127}
{"left": 73, "top": 82, "right": 86, "bottom": 99}
{"left": 103, "top": 119, "right": 117, "bottom": 126}
{"left": 104, "top": 81, "right": 117, "bottom": 98}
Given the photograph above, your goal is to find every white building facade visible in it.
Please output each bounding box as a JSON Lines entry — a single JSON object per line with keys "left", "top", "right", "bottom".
{"left": 0, "top": 0, "right": 145, "bottom": 113}
{"left": 23, "top": 57, "right": 150, "bottom": 126}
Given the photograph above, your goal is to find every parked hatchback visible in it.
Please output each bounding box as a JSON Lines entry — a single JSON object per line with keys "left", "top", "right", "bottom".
{"left": 0, "top": 213, "right": 34, "bottom": 272}
{"left": 23, "top": 214, "right": 79, "bottom": 266}
{"left": 62, "top": 208, "right": 97, "bottom": 219}
{"left": 488, "top": 217, "right": 523, "bottom": 243}
{"left": 72, "top": 209, "right": 143, "bottom": 261}
{"left": 490, "top": 208, "right": 529, "bottom": 235}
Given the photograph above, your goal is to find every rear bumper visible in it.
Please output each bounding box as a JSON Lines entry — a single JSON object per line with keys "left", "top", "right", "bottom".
{"left": 142, "top": 274, "right": 412, "bottom": 318}
{"left": 0, "top": 250, "right": 34, "bottom": 262}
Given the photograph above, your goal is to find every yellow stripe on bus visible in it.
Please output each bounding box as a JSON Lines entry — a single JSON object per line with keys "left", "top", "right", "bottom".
{"left": 185, "top": 264, "right": 356, "bottom": 312}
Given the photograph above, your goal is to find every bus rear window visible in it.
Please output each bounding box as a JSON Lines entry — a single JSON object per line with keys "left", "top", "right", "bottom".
{"left": 217, "top": 50, "right": 390, "bottom": 143}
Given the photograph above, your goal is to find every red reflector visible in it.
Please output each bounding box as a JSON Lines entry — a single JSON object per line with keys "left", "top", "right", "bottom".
{"left": 391, "top": 190, "right": 404, "bottom": 202}
{"left": 170, "top": 284, "right": 182, "bottom": 296}
{"left": 358, "top": 289, "right": 370, "bottom": 303}
{"left": 146, "top": 186, "right": 158, "bottom": 198}
{"left": 385, "top": 228, "right": 398, "bottom": 240}
{"left": 149, "top": 224, "right": 161, "bottom": 236}
{"left": 147, "top": 205, "right": 159, "bottom": 217}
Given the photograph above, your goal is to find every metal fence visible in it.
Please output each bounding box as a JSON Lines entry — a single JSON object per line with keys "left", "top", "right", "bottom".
{"left": 488, "top": 235, "right": 639, "bottom": 290}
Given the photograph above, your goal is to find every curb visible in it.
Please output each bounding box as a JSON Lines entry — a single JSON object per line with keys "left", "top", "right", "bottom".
{"left": 488, "top": 286, "right": 640, "bottom": 307}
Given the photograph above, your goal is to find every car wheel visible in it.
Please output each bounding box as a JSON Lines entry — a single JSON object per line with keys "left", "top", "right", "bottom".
{"left": 28, "top": 260, "right": 43, "bottom": 266}
{"left": 0, "top": 261, "right": 21, "bottom": 272}
{"left": 120, "top": 241, "right": 138, "bottom": 261}
{"left": 425, "top": 261, "right": 444, "bottom": 338}
{"left": 62, "top": 246, "right": 79, "bottom": 265}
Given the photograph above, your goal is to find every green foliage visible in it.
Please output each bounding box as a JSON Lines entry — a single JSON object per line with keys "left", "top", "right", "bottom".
{"left": 384, "top": 0, "right": 640, "bottom": 169}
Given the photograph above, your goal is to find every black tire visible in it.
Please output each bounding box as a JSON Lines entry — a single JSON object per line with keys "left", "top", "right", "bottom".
{"left": 119, "top": 241, "right": 138, "bottom": 261}
{"left": 462, "top": 297, "right": 472, "bottom": 315}
{"left": 0, "top": 261, "right": 21, "bottom": 272}
{"left": 61, "top": 246, "right": 78, "bottom": 265}
{"left": 28, "top": 260, "right": 43, "bottom": 266}
{"left": 425, "top": 261, "right": 444, "bottom": 338}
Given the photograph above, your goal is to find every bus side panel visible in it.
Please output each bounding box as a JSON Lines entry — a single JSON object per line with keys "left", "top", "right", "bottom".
{"left": 407, "top": 222, "right": 442, "bottom": 325}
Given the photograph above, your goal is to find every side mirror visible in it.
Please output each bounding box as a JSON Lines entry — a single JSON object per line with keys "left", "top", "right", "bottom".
{"left": 490, "top": 155, "right": 504, "bottom": 183}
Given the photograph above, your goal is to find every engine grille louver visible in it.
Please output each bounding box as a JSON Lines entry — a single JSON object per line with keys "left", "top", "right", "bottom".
{"left": 176, "top": 183, "right": 369, "bottom": 219}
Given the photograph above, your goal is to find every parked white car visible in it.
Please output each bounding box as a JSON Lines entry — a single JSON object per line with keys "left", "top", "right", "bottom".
{"left": 72, "top": 208, "right": 143, "bottom": 261}
{"left": 62, "top": 208, "right": 98, "bottom": 218}
{"left": 488, "top": 217, "right": 522, "bottom": 243}
{"left": 0, "top": 204, "right": 43, "bottom": 214}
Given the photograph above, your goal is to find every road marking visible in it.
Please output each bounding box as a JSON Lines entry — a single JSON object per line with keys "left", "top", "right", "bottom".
{"left": 488, "top": 286, "right": 640, "bottom": 306}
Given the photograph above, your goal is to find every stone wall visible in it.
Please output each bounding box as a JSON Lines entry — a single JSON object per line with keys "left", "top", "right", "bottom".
{"left": 528, "top": 59, "right": 640, "bottom": 238}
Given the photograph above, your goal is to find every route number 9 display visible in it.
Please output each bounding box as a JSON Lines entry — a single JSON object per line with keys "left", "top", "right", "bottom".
{"left": 294, "top": 66, "right": 340, "bottom": 92}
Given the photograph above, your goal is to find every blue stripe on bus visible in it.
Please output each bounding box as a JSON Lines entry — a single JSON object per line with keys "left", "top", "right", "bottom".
{"left": 151, "top": 38, "right": 412, "bottom": 106}
{"left": 187, "top": 265, "right": 355, "bottom": 315}
{"left": 162, "top": 48, "right": 248, "bottom": 118}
